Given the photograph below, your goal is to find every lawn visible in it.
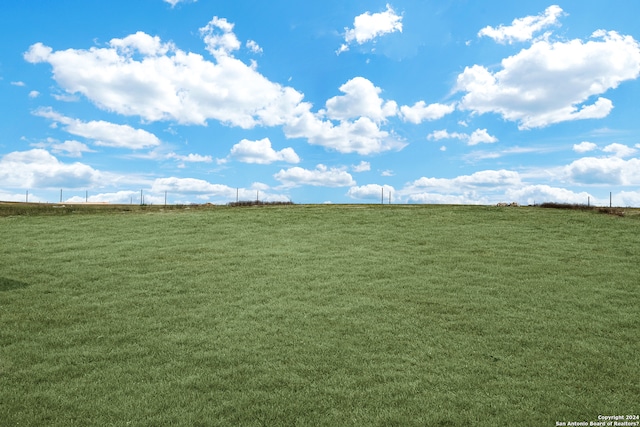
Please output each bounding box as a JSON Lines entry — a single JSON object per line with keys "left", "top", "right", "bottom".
{"left": 1, "top": 204, "right": 638, "bottom": 426}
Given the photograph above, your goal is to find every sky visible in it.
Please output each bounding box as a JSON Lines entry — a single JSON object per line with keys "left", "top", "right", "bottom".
{"left": 2, "top": 0, "right": 640, "bottom": 206}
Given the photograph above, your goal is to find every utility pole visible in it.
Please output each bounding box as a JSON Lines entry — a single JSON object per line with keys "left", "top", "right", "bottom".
{"left": 381, "top": 187, "right": 384, "bottom": 204}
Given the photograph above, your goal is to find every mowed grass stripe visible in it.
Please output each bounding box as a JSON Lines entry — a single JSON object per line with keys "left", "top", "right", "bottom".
{"left": 1, "top": 205, "right": 638, "bottom": 426}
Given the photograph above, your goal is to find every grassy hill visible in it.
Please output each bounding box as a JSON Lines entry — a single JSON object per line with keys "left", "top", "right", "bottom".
{"left": 1, "top": 204, "right": 638, "bottom": 426}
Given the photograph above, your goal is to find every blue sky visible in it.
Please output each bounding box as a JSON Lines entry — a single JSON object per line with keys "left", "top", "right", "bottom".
{"left": 2, "top": 0, "right": 640, "bottom": 205}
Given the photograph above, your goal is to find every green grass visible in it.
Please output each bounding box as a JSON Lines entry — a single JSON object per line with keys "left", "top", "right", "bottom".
{"left": 1, "top": 204, "right": 638, "bottom": 426}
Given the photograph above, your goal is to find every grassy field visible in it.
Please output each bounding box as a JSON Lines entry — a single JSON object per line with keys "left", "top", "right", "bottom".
{"left": 1, "top": 204, "right": 638, "bottom": 426}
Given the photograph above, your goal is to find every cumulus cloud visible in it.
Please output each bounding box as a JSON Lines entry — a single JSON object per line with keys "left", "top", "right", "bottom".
{"left": 353, "top": 161, "right": 371, "bottom": 172}
{"left": 565, "top": 156, "right": 640, "bottom": 185}
{"left": 164, "top": 0, "right": 197, "bottom": 7}
{"left": 399, "top": 169, "right": 521, "bottom": 203}
{"left": 573, "top": 141, "right": 598, "bottom": 153}
{"left": 324, "top": 77, "right": 397, "bottom": 123}
{"left": 65, "top": 190, "right": 139, "bottom": 204}
{"left": 279, "top": 76, "right": 406, "bottom": 155}
{"left": 24, "top": 21, "right": 422, "bottom": 156}
{"left": 150, "top": 177, "right": 289, "bottom": 202}
{"left": 51, "top": 140, "right": 94, "bottom": 157}
{"left": 152, "top": 177, "right": 236, "bottom": 195}
{"left": 339, "top": 3, "right": 403, "bottom": 53}
{"left": 427, "top": 128, "right": 498, "bottom": 145}
{"left": 34, "top": 108, "right": 161, "bottom": 149}
{"left": 412, "top": 169, "right": 521, "bottom": 190}
{"left": 274, "top": 164, "right": 355, "bottom": 188}
{"left": 0, "top": 149, "right": 101, "bottom": 189}
{"left": 505, "top": 185, "right": 594, "bottom": 205}
{"left": 387, "top": 166, "right": 613, "bottom": 205}
{"left": 24, "top": 26, "right": 305, "bottom": 129}
{"left": 166, "top": 152, "right": 213, "bottom": 163}
{"left": 456, "top": 30, "right": 640, "bottom": 129}
{"left": 200, "top": 17, "right": 241, "bottom": 57}
{"left": 400, "top": 101, "right": 455, "bottom": 124}
{"left": 602, "top": 143, "right": 637, "bottom": 158}
{"left": 246, "top": 40, "right": 263, "bottom": 54}
{"left": 228, "top": 138, "right": 300, "bottom": 164}
{"left": 284, "top": 111, "right": 406, "bottom": 155}
{"left": 347, "top": 184, "right": 395, "bottom": 201}
{"left": 478, "top": 5, "right": 564, "bottom": 44}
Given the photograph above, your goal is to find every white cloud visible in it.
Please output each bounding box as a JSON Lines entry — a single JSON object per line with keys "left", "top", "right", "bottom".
{"left": 506, "top": 185, "right": 594, "bottom": 205}
{"left": 110, "top": 31, "right": 174, "bottom": 56}
{"left": 573, "top": 141, "right": 598, "bottom": 153}
{"left": 274, "top": 164, "right": 355, "bottom": 188}
{"left": 200, "top": 17, "right": 241, "bottom": 57}
{"left": 602, "top": 143, "right": 637, "bottom": 158}
{"left": 163, "top": 0, "right": 197, "bottom": 8}
{"left": 284, "top": 112, "right": 406, "bottom": 155}
{"left": 468, "top": 129, "right": 498, "bottom": 146}
{"left": 24, "top": 23, "right": 415, "bottom": 156}
{"left": 353, "top": 161, "right": 371, "bottom": 172}
{"left": 24, "top": 26, "right": 305, "bottom": 129}
{"left": 478, "top": 5, "right": 564, "bottom": 44}
{"left": 427, "top": 128, "right": 497, "bottom": 145}
{"left": 456, "top": 30, "right": 640, "bottom": 129}
{"left": 150, "top": 177, "right": 288, "bottom": 202}
{"left": 405, "top": 192, "right": 485, "bottom": 205}
{"left": 398, "top": 170, "right": 536, "bottom": 205}
{"left": 28, "top": 90, "right": 40, "bottom": 98}
{"left": 51, "top": 140, "right": 94, "bottom": 158}
{"left": 565, "top": 156, "right": 640, "bottom": 185}
{"left": 0, "top": 190, "right": 44, "bottom": 203}
{"left": 166, "top": 152, "right": 213, "bottom": 163}
{"left": 152, "top": 177, "right": 235, "bottom": 195}
{"left": 246, "top": 40, "right": 263, "bottom": 54}
{"left": 0, "top": 149, "right": 101, "bottom": 189}
{"left": 339, "top": 3, "right": 403, "bottom": 53}
{"left": 404, "top": 169, "right": 521, "bottom": 195}
{"left": 278, "top": 76, "right": 406, "bottom": 155}
{"left": 347, "top": 184, "right": 395, "bottom": 201}
{"left": 11, "top": 81, "right": 26, "bottom": 87}
{"left": 324, "top": 77, "right": 397, "bottom": 123}
{"left": 428, "top": 129, "right": 466, "bottom": 141}
{"left": 616, "top": 191, "right": 640, "bottom": 207}
{"left": 34, "top": 108, "right": 161, "bottom": 149}
{"left": 399, "top": 101, "right": 455, "bottom": 124}
{"left": 229, "top": 138, "right": 300, "bottom": 164}
{"left": 66, "top": 190, "right": 139, "bottom": 204}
